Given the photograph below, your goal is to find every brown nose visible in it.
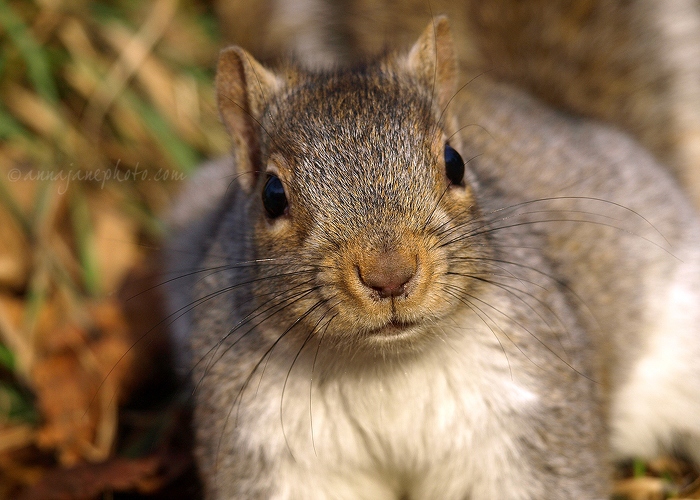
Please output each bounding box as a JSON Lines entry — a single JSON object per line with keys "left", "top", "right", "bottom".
{"left": 358, "top": 250, "right": 416, "bottom": 299}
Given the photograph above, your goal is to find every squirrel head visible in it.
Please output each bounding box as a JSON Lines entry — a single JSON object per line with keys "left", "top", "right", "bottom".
{"left": 214, "top": 17, "right": 489, "bottom": 354}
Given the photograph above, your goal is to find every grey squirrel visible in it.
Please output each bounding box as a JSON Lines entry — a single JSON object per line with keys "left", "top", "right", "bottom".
{"left": 166, "top": 13, "right": 700, "bottom": 500}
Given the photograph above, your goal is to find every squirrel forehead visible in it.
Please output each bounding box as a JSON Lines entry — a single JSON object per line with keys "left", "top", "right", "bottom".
{"left": 265, "top": 71, "right": 441, "bottom": 178}
{"left": 267, "top": 71, "right": 438, "bottom": 148}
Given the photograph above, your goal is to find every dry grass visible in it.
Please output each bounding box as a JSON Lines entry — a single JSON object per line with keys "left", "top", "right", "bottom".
{"left": 0, "top": 0, "right": 225, "bottom": 497}
{"left": 0, "top": 0, "right": 697, "bottom": 498}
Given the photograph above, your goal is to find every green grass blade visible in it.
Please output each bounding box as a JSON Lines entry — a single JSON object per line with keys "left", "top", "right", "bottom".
{"left": 70, "top": 186, "right": 101, "bottom": 296}
{"left": 0, "top": 2, "right": 59, "bottom": 104}
{"left": 0, "top": 343, "right": 15, "bottom": 371}
{"left": 0, "top": 102, "right": 29, "bottom": 139}
{"left": 0, "top": 175, "right": 32, "bottom": 236}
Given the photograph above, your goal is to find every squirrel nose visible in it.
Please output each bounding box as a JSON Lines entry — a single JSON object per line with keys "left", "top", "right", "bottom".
{"left": 358, "top": 250, "right": 417, "bottom": 299}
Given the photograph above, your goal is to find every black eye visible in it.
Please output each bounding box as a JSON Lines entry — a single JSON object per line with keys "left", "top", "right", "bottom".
{"left": 262, "top": 175, "right": 288, "bottom": 218}
{"left": 444, "top": 144, "right": 465, "bottom": 186}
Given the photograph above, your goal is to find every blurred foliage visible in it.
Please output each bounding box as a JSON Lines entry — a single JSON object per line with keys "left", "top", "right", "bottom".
{"left": 0, "top": 0, "right": 228, "bottom": 364}
{"left": 0, "top": 0, "right": 697, "bottom": 498}
{"left": 0, "top": 0, "right": 230, "bottom": 305}
{"left": 0, "top": 0, "right": 227, "bottom": 495}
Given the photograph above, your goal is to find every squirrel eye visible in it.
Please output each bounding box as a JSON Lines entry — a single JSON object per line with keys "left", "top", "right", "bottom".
{"left": 262, "top": 175, "right": 288, "bottom": 218}
{"left": 444, "top": 144, "right": 465, "bottom": 186}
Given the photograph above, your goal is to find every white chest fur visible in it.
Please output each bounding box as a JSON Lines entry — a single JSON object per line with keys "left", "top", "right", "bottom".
{"left": 231, "top": 316, "right": 542, "bottom": 500}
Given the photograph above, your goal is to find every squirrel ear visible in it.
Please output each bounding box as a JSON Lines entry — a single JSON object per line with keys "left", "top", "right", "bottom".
{"left": 404, "top": 16, "right": 457, "bottom": 113}
{"left": 215, "top": 47, "right": 283, "bottom": 192}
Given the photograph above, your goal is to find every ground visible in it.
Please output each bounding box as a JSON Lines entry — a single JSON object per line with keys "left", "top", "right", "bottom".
{"left": 0, "top": 1, "right": 698, "bottom": 498}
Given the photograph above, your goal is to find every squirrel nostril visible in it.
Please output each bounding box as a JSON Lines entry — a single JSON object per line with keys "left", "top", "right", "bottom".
{"left": 375, "top": 280, "right": 409, "bottom": 299}
{"left": 357, "top": 251, "right": 417, "bottom": 299}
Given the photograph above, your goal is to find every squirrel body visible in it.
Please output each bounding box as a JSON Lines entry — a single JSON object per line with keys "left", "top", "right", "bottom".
{"left": 167, "top": 15, "right": 700, "bottom": 500}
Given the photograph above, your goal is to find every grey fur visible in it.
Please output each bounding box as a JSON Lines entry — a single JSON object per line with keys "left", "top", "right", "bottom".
{"left": 166, "top": 19, "right": 700, "bottom": 500}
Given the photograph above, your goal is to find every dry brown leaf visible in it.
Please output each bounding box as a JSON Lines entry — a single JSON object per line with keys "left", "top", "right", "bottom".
{"left": 32, "top": 300, "right": 134, "bottom": 466}
{"left": 0, "top": 425, "right": 35, "bottom": 454}
{"left": 17, "top": 451, "right": 191, "bottom": 500}
{"left": 613, "top": 477, "right": 667, "bottom": 500}
{"left": 0, "top": 447, "right": 49, "bottom": 493}
{"left": 646, "top": 456, "right": 686, "bottom": 477}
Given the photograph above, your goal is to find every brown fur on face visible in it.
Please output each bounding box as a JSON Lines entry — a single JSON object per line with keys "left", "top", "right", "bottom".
{"left": 214, "top": 19, "right": 482, "bottom": 354}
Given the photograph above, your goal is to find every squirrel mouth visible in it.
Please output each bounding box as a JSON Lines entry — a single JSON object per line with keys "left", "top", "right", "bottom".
{"left": 368, "top": 319, "right": 420, "bottom": 337}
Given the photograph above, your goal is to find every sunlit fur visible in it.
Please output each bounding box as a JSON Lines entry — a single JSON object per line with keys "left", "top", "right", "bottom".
{"left": 166, "top": 18, "right": 700, "bottom": 500}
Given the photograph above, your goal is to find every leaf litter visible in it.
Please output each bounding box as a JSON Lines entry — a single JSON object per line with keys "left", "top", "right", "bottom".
{"left": 0, "top": 0, "right": 697, "bottom": 498}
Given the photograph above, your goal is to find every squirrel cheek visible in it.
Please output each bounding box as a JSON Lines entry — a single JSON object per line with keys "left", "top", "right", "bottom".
{"left": 447, "top": 182, "right": 476, "bottom": 206}
{"left": 253, "top": 217, "right": 296, "bottom": 255}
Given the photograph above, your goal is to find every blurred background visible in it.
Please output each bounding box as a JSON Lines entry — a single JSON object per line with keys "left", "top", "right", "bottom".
{"left": 0, "top": 0, "right": 227, "bottom": 498}
{"left": 0, "top": 0, "right": 699, "bottom": 499}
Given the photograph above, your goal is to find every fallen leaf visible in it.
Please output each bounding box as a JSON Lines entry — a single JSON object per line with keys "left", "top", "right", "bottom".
{"left": 32, "top": 300, "right": 134, "bottom": 466}
{"left": 613, "top": 477, "right": 668, "bottom": 500}
{"left": 17, "top": 450, "right": 191, "bottom": 500}
{"left": 0, "top": 425, "right": 35, "bottom": 454}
